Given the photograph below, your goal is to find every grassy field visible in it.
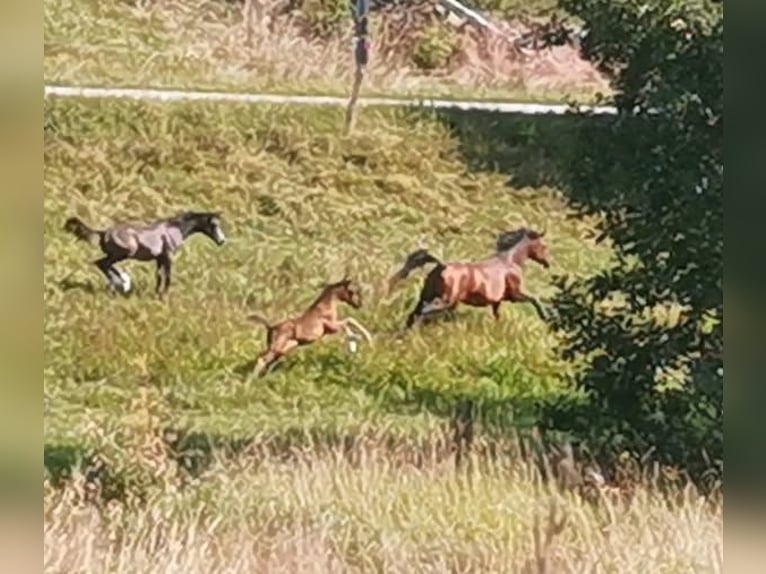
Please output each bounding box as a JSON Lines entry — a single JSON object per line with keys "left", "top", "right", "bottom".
{"left": 44, "top": 97, "right": 611, "bottom": 445}
{"left": 43, "top": 97, "right": 721, "bottom": 572}
{"left": 44, "top": 0, "right": 609, "bottom": 103}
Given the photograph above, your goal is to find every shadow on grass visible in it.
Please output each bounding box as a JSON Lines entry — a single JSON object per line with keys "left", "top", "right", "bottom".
{"left": 45, "top": 424, "right": 461, "bottom": 497}
{"left": 428, "top": 108, "right": 614, "bottom": 191}
{"left": 58, "top": 277, "right": 98, "bottom": 294}
{"left": 44, "top": 444, "right": 88, "bottom": 486}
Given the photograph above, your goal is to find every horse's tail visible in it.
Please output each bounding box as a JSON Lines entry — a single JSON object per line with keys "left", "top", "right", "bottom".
{"left": 247, "top": 313, "right": 272, "bottom": 329}
{"left": 387, "top": 248, "right": 442, "bottom": 294}
{"left": 247, "top": 313, "right": 275, "bottom": 345}
{"left": 63, "top": 217, "right": 103, "bottom": 244}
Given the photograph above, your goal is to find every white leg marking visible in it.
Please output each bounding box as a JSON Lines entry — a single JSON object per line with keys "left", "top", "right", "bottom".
{"left": 346, "top": 333, "right": 360, "bottom": 354}
{"left": 116, "top": 269, "right": 132, "bottom": 293}
{"left": 422, "top": 299, "right": 448, "bottom": 314}
{"left": 108, "top": 273, "right": 122, "bottom": 291}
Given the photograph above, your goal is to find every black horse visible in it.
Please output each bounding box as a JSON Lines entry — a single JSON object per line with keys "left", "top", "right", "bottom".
{"left": 63, "top": 211, "right": 226, "bottom": 295}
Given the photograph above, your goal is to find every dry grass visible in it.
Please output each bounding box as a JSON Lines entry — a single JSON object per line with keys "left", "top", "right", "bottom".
{"left": 44, "top": 446, "right": 722, "bottom": 573}
{"left": 44, "top": 0, "right": 610, "bottom": 102}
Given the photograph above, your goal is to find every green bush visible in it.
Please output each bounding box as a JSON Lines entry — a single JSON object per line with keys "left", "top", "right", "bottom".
{"left": 299, "top": 0, "right": 352, "bottom": 38}
{"left": 412, "top": 23, "right": 458, "bottom": 71}
{"left": 543, "top": 0, "right": 722, "bottom": 483}
{"left": 470, "top": 0, "right": 562, "bottom": 20}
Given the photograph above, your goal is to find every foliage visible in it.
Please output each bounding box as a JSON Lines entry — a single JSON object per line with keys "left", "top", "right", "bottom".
{"left": 412, "top": 22, "right": 458, "bottom": 71}
{"left": 297, "top": 0, "right": 352, "bottom": 38}
{"left": 469, "top": 0, "right": 563, "bottom": 20}
{"left": 543, "top": 0, "right": 723, "bottom": 481}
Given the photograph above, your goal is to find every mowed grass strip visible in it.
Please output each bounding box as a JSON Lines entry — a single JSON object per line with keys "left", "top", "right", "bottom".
{"left": 44, "top": 97, "right": 613, "bottom": 449}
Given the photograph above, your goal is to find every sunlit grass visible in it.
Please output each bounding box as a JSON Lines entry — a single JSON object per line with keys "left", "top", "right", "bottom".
{"left": 44, "top": 98, "right": 613, "bottom": 447}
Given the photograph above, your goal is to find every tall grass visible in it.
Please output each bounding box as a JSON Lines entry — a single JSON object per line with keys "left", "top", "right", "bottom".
{"left": 44, "top": 445, "right": 723, "bottom": 573}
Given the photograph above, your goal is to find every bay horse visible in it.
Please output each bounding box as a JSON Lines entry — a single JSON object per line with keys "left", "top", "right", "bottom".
{"left": 63, "top": 211, "right": 226, "bottom": 295}
{"left": 248, "top": 278, "right": 373, "bottom": 377}
{"left": 388, "top": 228, "right": 552, "bottom": 329}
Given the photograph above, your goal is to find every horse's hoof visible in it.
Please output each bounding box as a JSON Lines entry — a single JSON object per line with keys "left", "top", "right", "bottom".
{"left": 114, "top": 272, "right": 132, "bottom": 295}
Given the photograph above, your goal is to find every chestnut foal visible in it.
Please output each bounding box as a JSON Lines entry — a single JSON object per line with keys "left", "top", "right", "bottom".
{"left": 248, "top": 278, "right": 372, "bottom": 377}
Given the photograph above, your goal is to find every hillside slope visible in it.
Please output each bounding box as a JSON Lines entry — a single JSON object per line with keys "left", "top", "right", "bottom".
{"left": 44, "top": 98, "right": 613, "bottom": 452}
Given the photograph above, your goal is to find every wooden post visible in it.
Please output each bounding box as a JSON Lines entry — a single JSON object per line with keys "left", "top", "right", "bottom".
{"left": 345, "top": 0, "right": 370, "bottom": 134}
{"left": 452, "top": 398, "right": 475, "bottom": 470}
{"left": 244, "top": 0, "right": 254, "bottom": 49}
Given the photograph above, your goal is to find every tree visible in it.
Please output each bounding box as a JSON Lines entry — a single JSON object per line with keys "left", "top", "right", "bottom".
{"left": 543, "top": 0, "right": 722, "bottom": 482}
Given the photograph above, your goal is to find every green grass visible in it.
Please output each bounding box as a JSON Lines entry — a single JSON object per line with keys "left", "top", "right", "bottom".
{"left": 44, "top": 0, "right": 610, "bottom": 104}
{"left": 44, "top": 96, "right": 613, "bottom": 460}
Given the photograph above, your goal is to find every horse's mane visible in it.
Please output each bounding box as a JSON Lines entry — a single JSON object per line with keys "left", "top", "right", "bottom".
{"left": 495, "top": 227, "right": 542, "bottom": 252}
{"left": 166, "top": 211, "right": 219, "bottom": 232}
{"left": 311, "top": 279, "right": 352, "bottom": 306}
{"left": 171, "top": 211, "right": 216, "bottom": 222}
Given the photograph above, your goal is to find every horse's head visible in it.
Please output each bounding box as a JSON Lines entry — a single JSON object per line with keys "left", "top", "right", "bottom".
{"left": 496, "top": 228, "right": 551, "bottom": 268}
{"left": 184, "top": 212, "right": 226, "bottom": 246}
{"left": 525, "top": 230, "right": 551, "bottom": 268}
{"left": 334, "top": 278, "right": 363, "bottom": 309}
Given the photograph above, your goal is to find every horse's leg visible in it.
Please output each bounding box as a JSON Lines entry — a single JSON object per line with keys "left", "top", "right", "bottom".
{"left": 407, "top": 298, "right": 456, "bottom": 329}
{"left": 154, "top": 258, "right": 164, "bottom": 294}
{"left": 114, "top": 268, "right": 132, "bottom": 294}
{"left": 405, "top": 299, "right": 424, "bottom": 329}
{"left": 423, "top": 302, "right": 455, "bottom": 323}
{"left": 491, "top": 302, "right": 502, "bottom": 320}
{"left": 253, "top": 339, "right": 298, "bottom": 377}
{"left": 104, "top": 258, "right": 132, "bottom": 294}
{"left": 94, "top": 256, "right": 125, "bottom": 293}
{"left": 416, "top": 298, "right": 458, "bottom": 323}
{"left": 94, "top": 257, "right": 114, "bottom": 287}
{"left": 156, "top": 253, "right": 171, "bottom": 295}
{"left": 164, "top": 258, "right": 172, "bottom": 293}
{"left": 516, "top": 293, "right": 548, "bottom": 321}
{"left": 340, "top": 317, "right": 373, "bottom": 343}
{"left": 253, "top": 349, "right": 279, "bottom": 378}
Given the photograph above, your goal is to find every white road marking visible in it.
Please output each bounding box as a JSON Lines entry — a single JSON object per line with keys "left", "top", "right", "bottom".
{"left": 44, "top": 84, "right": 618, "bottom": 116}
